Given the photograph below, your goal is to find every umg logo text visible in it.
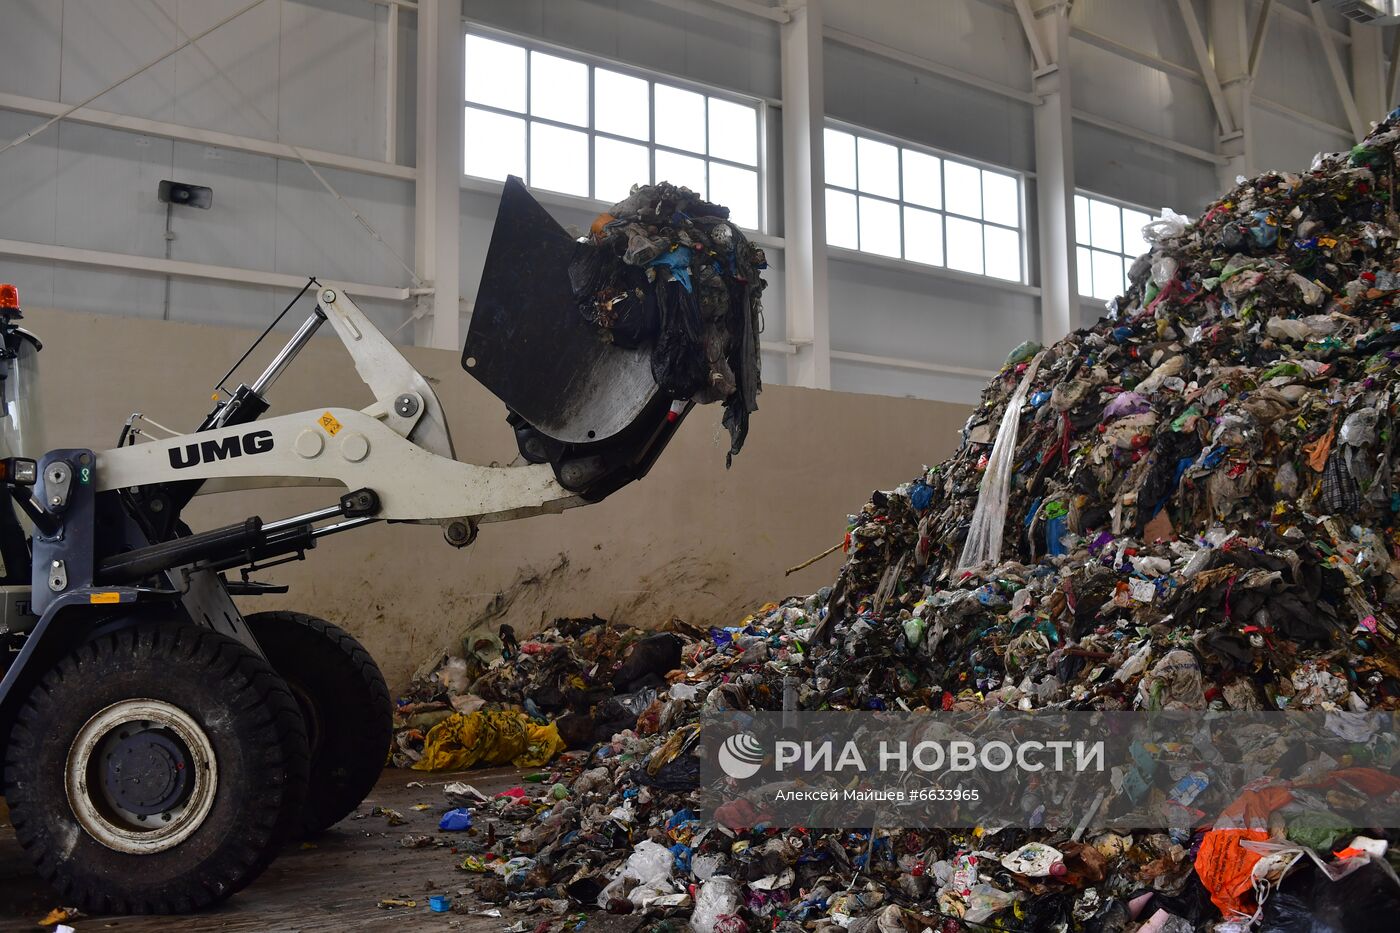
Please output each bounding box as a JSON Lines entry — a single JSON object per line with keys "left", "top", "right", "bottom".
{"left": 169, "top": 430, "right": 275, "bottom": 470}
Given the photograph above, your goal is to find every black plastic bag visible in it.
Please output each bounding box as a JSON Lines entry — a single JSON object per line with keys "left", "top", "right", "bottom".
{"left": 613, "top": 633, "right": 683, "bottom": 693}
{"left": 651, "top": 280, "right": 708, "bottom": 398}
{"left": 1259, "top": 861, "right": 1400, "bottom": 932}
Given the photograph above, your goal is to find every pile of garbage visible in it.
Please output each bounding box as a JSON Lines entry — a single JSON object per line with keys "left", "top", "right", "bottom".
{"left": 571, "top": 182, "right": 766, "bottom": 463}
{"left": 391, "top": 619, "right": 700, "bottom": 770}
{"left": 415, "top": 115, "right": 1400, "bottom": 930}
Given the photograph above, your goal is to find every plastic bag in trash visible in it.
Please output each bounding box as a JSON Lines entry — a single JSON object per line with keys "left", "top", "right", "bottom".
{"left": 597, "top": 839, "right": 676, "bottom": 910}
{"left": 1259, "top": 861, "right": 1400, "bottom": 932}
{"left": 1142, "top": 207, "right": 1190, "bottom": 243}
{"left": 691, "top": 876, "right": 742, "bottom": 933}
{"left": 412, "top": 710, "right": 566, "bottom": 772}
{"left": 438, "top": 807, "right": 472, "bottom": 832}
{"left": 1000, "top": 842, "right": 1065, "bottom": 877}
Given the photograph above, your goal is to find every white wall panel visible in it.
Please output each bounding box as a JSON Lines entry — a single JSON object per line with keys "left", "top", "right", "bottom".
{"left": 0, "top": 0, "right": 63, "bottom": 100}
{"left": 50, "top": 264, "right": 165, "bottom": 320}
{"left": 0, "top": 110, "right": 60, "bottom": 243}
{"left": 58, "top": 0, "right": 179, "bottom": 121}
{"left": 53, "top": 123, "right": 173, "bottom": 258}
{"left": 462, "top": 0, "right": 782, "bottom": 100}
{"left": 278, "top": 0, "right": 386, "bottom": 161}
{"left": 828, "top": 256, "right": 1038, "bottom": 382}
{"left": 459, "top": 189, "right": 499, "bottom": 307}
{"left": 171, "top": 0, "right": 282, "bottom": 140}
{"left": 1, "top": 1, "right": 405, "bottom": 337}
{"left": 393, "top": 7, "right": 417, "bottom": 166}
{"left": 832, "top": 357, "right": 986, "bottom": 405}
{"left": 164, "top": 141, "right": 279, "bottom": 323}
{"left": 169, "top": 142, "right": 278, "bottom": 269}
{"left": 1074, "top": 122, "right": 1218, "bottom": 215}
{"left": 824, "top": 43, "right": 1035, "bottom": 172}
{"left": 824, "top": 0, "right": 1032, "bottom": 94}
{"left": 166, "top": 279, "right": 281, "bottom": 328}
{"left": 1251, "top": 103, "right": 1352, "bottom": 174}
{"left": 1073, "top": 0, "right": 1199, "bottom": 72}
{"left": 1253, "top": 14, "right": 1352, "bottom": 126}
{"left": 1070, "top": 40, "right": 1216, "bottom": 152}
{"left": 271, "top": 162, "right": 412, "bottom": 286}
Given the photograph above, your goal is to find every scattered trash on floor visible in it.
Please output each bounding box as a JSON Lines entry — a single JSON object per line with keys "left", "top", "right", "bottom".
{"left": 439, "top": 808, "right": 474, "bottom": 832}
{"left": 371, "top": 806, "right": 407, "bottom": 827}
{"left": 37, "top": 907, "right": 80, "bottom": 927}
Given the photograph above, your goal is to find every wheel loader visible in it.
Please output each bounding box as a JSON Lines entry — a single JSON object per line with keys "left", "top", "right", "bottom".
{"left": 0, "top": 178, "right": 715, "bottom": 913}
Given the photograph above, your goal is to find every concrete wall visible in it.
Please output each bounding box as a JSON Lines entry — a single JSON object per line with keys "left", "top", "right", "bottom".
{"left": 32, "top": 306, "right": 972, "bottom": 690}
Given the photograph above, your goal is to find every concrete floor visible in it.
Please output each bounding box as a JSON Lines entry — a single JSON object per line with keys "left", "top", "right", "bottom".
{"left": 0, "top": 766, "right": 531, "bottom": 932}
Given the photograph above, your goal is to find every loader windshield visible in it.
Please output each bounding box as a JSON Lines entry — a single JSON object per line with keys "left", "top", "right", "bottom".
{"left": 0, "top": 332, "right": 42, "bottom": 462}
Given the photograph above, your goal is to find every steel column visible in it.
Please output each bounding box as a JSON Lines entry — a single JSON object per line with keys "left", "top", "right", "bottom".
{"left": 1210, "top": 0, "right": 1253, "bottom": 191}
{"left": 1025, "top": 1, "right": 1077, "bottom": 345}
{"left": 779, "top": 0, "right": 831, "bottom": 389}
{"left": 413, "top": 0, "right": 463, "bottom": 350}
{"left": 1351, "top": 20, "right": 1387, "bottom": 129}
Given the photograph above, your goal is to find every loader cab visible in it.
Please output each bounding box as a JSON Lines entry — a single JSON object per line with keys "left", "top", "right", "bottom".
{"left": 0, "top": 284, "right": 42, "bottom": 588}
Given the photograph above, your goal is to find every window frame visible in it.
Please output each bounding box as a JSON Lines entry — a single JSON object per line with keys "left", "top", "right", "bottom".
{"left": 822, "top": 118, "right": 1029, "bottom": 284}
{"left": 1074, "top": 190, "right": 1159, "bottom": 302}
{"left": 463, "top": 24, "right": 768, "bottom": 232}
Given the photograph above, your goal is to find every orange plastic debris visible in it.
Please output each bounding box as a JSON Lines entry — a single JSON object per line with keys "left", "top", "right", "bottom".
{"left": 1194, "top": 828, "right": 1269, "bottom": 918}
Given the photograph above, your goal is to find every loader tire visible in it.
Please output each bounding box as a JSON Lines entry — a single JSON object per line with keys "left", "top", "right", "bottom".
{"left": 245, "top": 611, "right": 391, "bottom": 837}
{"left": 2, "top": 620, "right": 309, "bottom": 914}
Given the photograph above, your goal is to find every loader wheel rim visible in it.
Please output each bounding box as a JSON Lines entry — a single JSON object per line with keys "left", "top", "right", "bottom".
{"left": 65, "top": 699, "right": 218, "bottom": 854}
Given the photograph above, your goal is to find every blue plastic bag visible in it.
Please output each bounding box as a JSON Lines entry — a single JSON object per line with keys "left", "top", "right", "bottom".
{"left": 647, "top": 246, "right": 694, "bottom": 292}
{"left": 438, "top": 807, "right": 473, "bottom": 831}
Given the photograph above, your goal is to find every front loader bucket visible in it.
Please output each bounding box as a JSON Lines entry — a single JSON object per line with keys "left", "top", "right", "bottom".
{"left": 464, "top": 177, "right": 690, "bottom": 501}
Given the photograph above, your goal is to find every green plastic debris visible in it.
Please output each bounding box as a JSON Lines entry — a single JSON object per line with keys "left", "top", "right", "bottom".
{"left": 1171, "top": 405, "right": 1202, "bottom": 432}
{"left": 1286, "top": 810, "right": 1354, "bottom": 851}
{"left": 1004, "top": 340, "right": 1042, "bottom": 367}
{"left": 1350, "top": 144, "right": 1382, "bottom": 168}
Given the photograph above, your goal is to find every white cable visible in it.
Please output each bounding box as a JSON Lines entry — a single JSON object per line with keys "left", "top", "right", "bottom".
{"left": 389, "top": 302, "right": 430, "bottom": 337}
{"left": 0, "top": 0, "right": 270, "bottom": 157}
{"left": 133, "top": 414, "right": 181, "bottom": 438}
{"left": 293, "top": 156, "right": 423, "bottom": 285}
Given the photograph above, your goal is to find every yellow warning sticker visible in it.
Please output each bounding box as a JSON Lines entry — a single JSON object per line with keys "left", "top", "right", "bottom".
{"left": 89, "top": 592, "right": 121, "bottom": 604}
{"left": 319, "top": 411, "right": 343, "bottom": 436}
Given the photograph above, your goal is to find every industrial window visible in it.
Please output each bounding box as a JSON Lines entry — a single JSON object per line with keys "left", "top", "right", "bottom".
{"left": 463, "top": 32, "right": 763, "bottom": 229}
{"left": 822, "top": 125, "right": 1025, "bottom": 282}
{"left": 1075, "top": 194, "right": 1155, "bottom": 302}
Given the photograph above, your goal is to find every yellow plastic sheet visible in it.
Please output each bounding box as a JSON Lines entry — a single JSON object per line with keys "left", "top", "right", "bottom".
{"left": 412, "top": 710, "right": 566, "bottom": 772}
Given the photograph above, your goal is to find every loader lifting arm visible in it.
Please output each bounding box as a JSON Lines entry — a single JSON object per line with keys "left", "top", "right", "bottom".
{"left": 97, "top": 287, "right": 588, "bottom": 540}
